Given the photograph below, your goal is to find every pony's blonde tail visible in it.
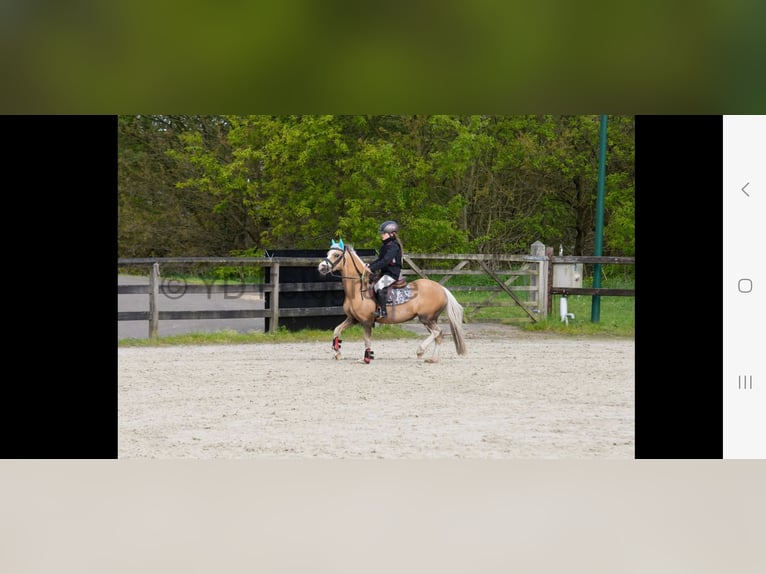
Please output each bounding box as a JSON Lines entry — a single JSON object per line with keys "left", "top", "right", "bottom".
{"left": 443, "top": 287, "right": 468, "bottom": 356}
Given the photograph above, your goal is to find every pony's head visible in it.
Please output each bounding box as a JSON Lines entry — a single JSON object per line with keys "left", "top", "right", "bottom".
{"left": 318, "top": 239, "right": 345, "bottom": 275}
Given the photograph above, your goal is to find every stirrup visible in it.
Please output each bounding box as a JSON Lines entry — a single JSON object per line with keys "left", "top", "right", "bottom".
{"left": 374, "top": 307, "right": 387, "bottom": 318}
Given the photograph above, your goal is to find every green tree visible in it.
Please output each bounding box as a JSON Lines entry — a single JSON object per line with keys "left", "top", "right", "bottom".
{"left": 118, "top": 115, "right": 634, "bottom": 260}
{"left": 118, "top": 115, "right": 248, "bottom": 256}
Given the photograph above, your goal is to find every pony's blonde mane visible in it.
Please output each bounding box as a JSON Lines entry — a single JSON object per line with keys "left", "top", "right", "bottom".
{"left": 344, "top": 244, "right": 367, "bottom": 269}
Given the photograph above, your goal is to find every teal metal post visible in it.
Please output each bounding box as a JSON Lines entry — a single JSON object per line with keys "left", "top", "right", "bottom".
{"left": 591, "top": 115, "right": 608, "bottom": 322}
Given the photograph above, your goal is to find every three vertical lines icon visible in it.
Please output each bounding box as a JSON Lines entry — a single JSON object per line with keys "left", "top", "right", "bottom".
{"left": 738, "top": 375, "right": 753, "bottom": 390}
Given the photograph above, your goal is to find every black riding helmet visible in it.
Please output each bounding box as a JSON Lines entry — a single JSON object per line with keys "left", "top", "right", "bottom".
{"left": 378, "top": 220, "right": 398, "bottom": 235}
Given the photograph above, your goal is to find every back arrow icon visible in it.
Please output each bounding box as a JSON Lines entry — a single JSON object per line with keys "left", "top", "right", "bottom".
{"left": 742, "top": 182, "right": 750, "bottom": 197}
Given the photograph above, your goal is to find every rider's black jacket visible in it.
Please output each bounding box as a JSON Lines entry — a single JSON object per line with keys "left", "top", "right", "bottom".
{"left": 368, "top": 236, "right": 402, "bottom": 279}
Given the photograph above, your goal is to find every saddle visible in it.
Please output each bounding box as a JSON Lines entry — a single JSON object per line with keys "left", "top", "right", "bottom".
{"left": 365, "top": 273, "right": 408, "bottom": 300}
{"left": 392, "top": 276, "right": 408, "bottom": 289}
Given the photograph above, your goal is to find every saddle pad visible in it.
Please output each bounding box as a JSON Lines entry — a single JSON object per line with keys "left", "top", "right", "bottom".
{"left": 388, "top": 286, "right": 412, "bottom": 305}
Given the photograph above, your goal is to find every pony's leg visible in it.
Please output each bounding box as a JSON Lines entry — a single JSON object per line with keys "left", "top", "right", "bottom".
{"left": 363, "top": 323, "right": 374, "bottom": 364}
{"left": 416, "top": 319, "right": 443, "bottom": 363}
{"left": 428, "top": 326, "right": 445, "bottom": 363}
{"left": 332, "top": 316, "right": 356, "bottom": 360}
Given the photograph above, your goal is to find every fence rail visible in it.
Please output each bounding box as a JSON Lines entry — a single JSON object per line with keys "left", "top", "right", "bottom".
{"left": 118, "top": 243, "right": 634, "bottom": 338}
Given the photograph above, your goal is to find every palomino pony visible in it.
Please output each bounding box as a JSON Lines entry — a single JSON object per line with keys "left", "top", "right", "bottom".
{"left": 317, "top": 240, "right": 467, "bottom": 363}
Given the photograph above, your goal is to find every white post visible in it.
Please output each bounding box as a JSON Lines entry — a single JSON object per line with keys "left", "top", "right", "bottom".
{"left": 529, "top": 241, "right": 547, "bottom": 317}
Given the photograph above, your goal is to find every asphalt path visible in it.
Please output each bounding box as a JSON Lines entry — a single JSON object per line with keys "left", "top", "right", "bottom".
{"left": 118, "top": 275, "right": 265, "bottom": 340}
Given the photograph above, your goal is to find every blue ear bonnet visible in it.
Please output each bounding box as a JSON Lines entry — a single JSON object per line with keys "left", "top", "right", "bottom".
{"left": 330, "top": 239, "right": 344, "bottom": 249}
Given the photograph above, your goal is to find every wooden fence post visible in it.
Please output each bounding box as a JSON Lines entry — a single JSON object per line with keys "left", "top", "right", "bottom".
{"left": 149, "top": 262, "right": 160, "bottom": 339}
{"left": 270, "top": 261, "right": 280, "bottom": 333}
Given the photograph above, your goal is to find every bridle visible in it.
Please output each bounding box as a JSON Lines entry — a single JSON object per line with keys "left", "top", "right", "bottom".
{"left": 321, "top": 246, "right": 345, "bottom": 275}
{"left": 322, "top": 246, "right": 366, "bottom": 281}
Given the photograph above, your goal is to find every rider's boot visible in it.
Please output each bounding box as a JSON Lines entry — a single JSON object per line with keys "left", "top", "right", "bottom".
{"left": 374, "top": 288, "right": 388, "bottom": 318}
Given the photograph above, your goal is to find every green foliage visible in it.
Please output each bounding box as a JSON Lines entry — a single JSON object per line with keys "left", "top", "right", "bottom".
{"left": 119, "top": 115, "right": 634, "bottom": 259}
{"left": 526, "top": 293, "right": 634, "bottom": 337}
{"left": 206, "top": 266, "right": 264, "bottom": 283}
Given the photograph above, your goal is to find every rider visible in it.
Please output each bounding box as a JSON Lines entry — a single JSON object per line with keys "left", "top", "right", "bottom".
{"left": 365, "top": 220, "right": 402, "bottom": 319}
